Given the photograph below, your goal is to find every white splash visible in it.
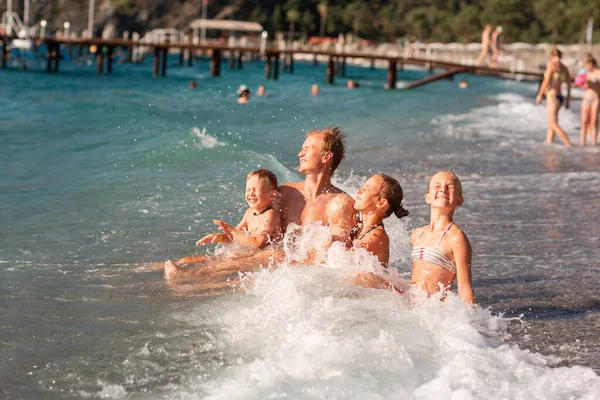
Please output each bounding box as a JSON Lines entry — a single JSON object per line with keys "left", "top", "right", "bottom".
{"left": 164, "top": 219, "right": 600, "bottom": 399}
{"left": 191, "top": 127, "right": 227, "bottom": 150}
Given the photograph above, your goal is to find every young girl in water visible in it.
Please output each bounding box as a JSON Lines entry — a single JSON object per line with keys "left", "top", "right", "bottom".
{"left": 581, "top": 54, "right": 600, "bottom": 147}
{"left": 164, "top": 169, "right": 282, "bottom": 279}
{"left": 349, "top": 174, "right": 409, "bottom": 290}
{"left": 536, "top": 47, "right": 573, "bottom": 147}
{"left": 411, "top": 171, "right": 475, "bottom": 304}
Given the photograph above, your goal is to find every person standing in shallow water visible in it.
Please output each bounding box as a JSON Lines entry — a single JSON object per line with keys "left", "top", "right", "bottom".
{"left": 581, "top": 53, "right": 600, "bottom": 146}
{"left": 536, "top": 47, "right": 573, "bottom": 147}
{"left": 475, "top": 25, "right": 493, "bottom": 67}
{"left": 411, "top": 171, "right": 474, "bottom": 304}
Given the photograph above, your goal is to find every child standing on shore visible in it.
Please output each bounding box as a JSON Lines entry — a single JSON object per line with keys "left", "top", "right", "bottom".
{"left": 411, "top": 171, "right": 475, "bottom": 304}
{"left": 164, "top": 169, "right": 282, "bottom": 279}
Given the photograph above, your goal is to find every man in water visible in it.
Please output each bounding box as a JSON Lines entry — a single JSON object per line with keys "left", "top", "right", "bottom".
{"left": 164, "top": 126, "right": 355, "bottom": 281}
{"left": 278, "top": 126, "right": 355, "bottom": 242}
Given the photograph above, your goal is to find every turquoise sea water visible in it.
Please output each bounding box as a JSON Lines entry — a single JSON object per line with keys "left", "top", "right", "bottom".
{"left": 1, "top": 50, "right": 600, "bottom": 398}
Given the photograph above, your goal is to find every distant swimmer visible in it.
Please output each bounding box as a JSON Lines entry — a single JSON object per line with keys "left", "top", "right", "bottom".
{"left": 189, "top": 81, "right": 197, "bottom": 89}
{"left": 311, "top": 84, "right": 320, "bottom": 96}
{"left": 349, "top": 174, "right": 409, "bottom": 291}
{"left": 347, "top": 80, "right": 360, "bottom": 89}
{"left": 237, "top": 84, "right": 250, "bottom": 104}
{"left": 581, "top": 53, "right": 600, "bottom": 146}
{"left": 474, "top": 24, "right": 493, "bottom": 67}
{"left": 490, "top": 25, "right": 503, "bottom": 68}
{"left": 257, "top": 85, "right": 266, "bottom": 96}
{"left": 411, "top": 171, "right": 475, "bottom": 304}
{"left": 536, "top": 47, "right": 573, "bottom": 147}
{"left": 458, "top": 79, "right": 468, "bottom": 89}
{"left": 165, "top": 169, "right": 282, "bottom": 280}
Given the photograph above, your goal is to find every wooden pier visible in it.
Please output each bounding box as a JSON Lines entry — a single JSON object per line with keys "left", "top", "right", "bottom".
{"left": 0, "top": 35, "right": 545, "bottom": 89}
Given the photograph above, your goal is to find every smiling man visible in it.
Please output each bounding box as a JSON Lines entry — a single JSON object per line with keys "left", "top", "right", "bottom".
{"left": 277, "top": 126, "right": 355, "bottom": 244}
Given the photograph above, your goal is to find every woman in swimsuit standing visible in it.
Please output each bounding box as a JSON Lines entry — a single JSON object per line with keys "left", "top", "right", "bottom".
{"left": 536, "top": 47, "right": 573, "bottom": 147}
{"left": 411, "top": 171, "right": 474, "bottom": 304}
{"left": 581, "top": 54, "right": 600, "bottom": 146}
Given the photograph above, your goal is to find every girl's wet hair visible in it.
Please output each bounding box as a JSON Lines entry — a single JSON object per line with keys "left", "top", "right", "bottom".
{"left": 550, "top": 47, "right": 562, "bottom": 59}
{"left": 377, "top": 174, "right": 409, "bottom": 219}
{"left": 247, "top": 169, "right": 278, "bottom": 190}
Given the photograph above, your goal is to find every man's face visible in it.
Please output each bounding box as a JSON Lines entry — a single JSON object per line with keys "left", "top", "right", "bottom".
{"left": 298, "top": 133, "right": 328, "bottom": 174}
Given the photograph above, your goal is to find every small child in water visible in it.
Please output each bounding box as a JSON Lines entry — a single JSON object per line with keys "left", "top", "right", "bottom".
{"left": 411, "top": 170, "right": 474, "bottom": 304}
{"left": 164, "top": 169, "right": 282, "bottom": 279}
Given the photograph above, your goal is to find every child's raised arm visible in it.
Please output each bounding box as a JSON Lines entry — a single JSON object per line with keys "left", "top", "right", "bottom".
{"left": 196, "top": 213, "right": 249, "bottom": 246}
{"left": 451, "top": 231, "right": 475, "bottom": 304}
{"left": 215, "top": 210, "right": 281, "bottom": 249}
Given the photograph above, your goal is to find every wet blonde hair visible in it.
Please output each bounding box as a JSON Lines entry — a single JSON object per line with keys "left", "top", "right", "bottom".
{"left": 306, "top": 126, "right": 346, "bottom": 173}
{"left": 428, "top": 170, "right": 463, "bottom": 197}
{"left": 247, "top": 169, "right": 278, "bottom": 190}
{"left": 377, "top": 174, "right": 409, "bottom": 219}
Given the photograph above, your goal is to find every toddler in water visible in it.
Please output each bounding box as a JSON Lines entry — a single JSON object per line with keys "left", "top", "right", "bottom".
{"left": 164, "top": 169, "right": 282, "bottom": 279}
{"left": 411, "top": 171, "right": 475, "bottom": 304}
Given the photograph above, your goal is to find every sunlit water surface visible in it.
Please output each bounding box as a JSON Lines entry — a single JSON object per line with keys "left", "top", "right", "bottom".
{"left": 1, "top": 52, "right": 599, "bottom": 399}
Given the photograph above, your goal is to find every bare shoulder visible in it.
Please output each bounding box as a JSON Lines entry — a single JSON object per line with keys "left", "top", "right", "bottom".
{"left": 447, "top": 224, "right": 470, "bottom": 246}
{"left": 279, "top": 182, "right": 304, "bottom": 192}
{"left": 325, "top": 192, "right": 354, "bottom": 214}
{"left": 262, "top": 208, "right": 281, "bottom": 220}
{"left": 411, "top": 225, "right": 428, "bottom": 243}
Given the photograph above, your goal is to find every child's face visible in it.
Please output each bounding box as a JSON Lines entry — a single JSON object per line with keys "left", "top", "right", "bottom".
{"left": 245, "top": 175, "right": 275, "bottom": 211}
{"left": 425, "top": 172, "right": 463, "bottom": 209}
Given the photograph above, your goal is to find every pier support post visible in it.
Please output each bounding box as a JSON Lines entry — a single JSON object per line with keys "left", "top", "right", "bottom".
{"left": 78, "top": 44, "right": 84, "bottom": 58}
{"left": 161, "top": 49, "right": 167, "bottom": 76}
{"left": 273, "top": 54, "right": 279, "bottom": 80}
{"left": 187, "top": 36, "right": 193, "bottom": 66}
{"left": 326, "top": 56, "right": 334, "bottom": 84}
{"left": 179, "top": 47, "right": 184, "bottom": 66}
{"left": 107, "top": 46, "right": 113, "bottom": 74}
{"left": 53, "top": 44, "right": 60, "bottom": 72}
{"left": 289, "top": 54, "right": 294, "bottom": 73}
{"left": 340, "top": 57, "right": 346, "bottom": 77}
{"left": 387, "top": 60, "right": 397, "bottom": 89}
{"left": 1, "top": 40, "right": 8, "bottom": 69}
{"left": 313, "top": 54, "right": 318, "bottom": 66}
{"left": 370, "top": 58, "right": 375, "bottom": 69}
{"left": 96, "top": 49, "right": 104, "bottom": 75}
{"left": 210, "top": 50, "right": 221, "bottom": 77}
{"left": 46, "top": 42, "right": 52, "bottom": 72}
{"left": 153, "top": 48, "right": 159, "bottom": 78}
{"left": 237, "top": 52, "right": 243, "bottom": 69}
{"left": 228, "top": 51, "right": 234, "bottom": 70}
{"left": 282, "top": 54, "right": 288, "bottom": 73}
{"left": 265, "top": 56, "right": 272, "bottom": 79}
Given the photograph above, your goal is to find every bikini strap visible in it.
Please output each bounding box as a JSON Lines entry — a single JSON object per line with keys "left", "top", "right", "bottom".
{"left": 414, "top": 227, "right": 426, "bottom": 245}
{"left": 436, "top": 222, "right": 454, "bottom": 249}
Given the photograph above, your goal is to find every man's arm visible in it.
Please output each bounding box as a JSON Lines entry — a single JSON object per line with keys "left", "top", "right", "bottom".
{"left": 325, "top": 194, "right": 356, "bottom": 246}
{"left": 452, "top": 231, "right": 475, "bottom": 304}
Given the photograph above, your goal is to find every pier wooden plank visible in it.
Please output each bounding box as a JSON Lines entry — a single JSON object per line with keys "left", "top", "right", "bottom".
{"left": 5, "top": 35, "right": 545, "bottom": 82}
{"left": 403, "top": 66, "right": 469, "bottom": 89}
